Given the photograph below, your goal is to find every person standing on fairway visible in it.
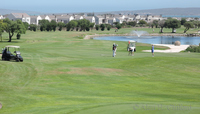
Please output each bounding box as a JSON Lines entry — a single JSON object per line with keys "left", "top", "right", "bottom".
{"left": 113, "top": 43, "right": 116, "bottom": 57}
{"left": 151, "top": 44, "right": 154, "bottom": 57}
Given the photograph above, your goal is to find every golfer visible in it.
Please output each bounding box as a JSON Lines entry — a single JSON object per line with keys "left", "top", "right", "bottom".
{"left": 112, "top": 43, "right": 118, "bottom": 57}
{"left": 151, "top": 44, "right": 154, "bottom": 57}
{"left": 113, "top": 43, "right": 116, "bottom": 57}
{"left": 128, "top": 48, "right": 134, "bottom": 56}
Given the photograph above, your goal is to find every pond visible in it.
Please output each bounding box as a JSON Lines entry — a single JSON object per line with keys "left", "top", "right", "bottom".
{"left": 94, "top": 36, "right": 200, "bottom": 45}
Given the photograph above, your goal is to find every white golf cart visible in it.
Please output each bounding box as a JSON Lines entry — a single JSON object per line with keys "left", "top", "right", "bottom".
{"left": 127, "top": 40, "right": 136, "bottom": 52}
{"left": 1, "top": 45, "right": 23, "bottom": 62}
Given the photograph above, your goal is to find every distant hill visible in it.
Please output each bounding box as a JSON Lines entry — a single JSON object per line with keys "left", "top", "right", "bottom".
{"left": 105, "top": 8, "right": 200, "bottom": 16}
{"left": 1, "top": 8, "right": 200, "bottom": 17}
{"left": 0, "top": 9, "right": 42, "bottom": 15}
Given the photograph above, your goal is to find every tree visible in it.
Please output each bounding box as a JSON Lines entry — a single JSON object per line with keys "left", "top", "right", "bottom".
{"left": 95, "top": 25, "right": 99, "bottom": 31}
{"left": 128, "top": 21, "right": 136, "bottom": 27}
{"left": 16, "top": 20, "right": 26, "bottom": 39}
{"left": 76, "top": 24, "right": 80, "bottom": 31}
{"left": 46, "top": 21, "right": 52, "bottom": 31}
{"left": 23, "top": 22, "right": 29, "bottom": 30}
{"left": 39, "top": 19, "right": 49, "bottom": 31}
{"left": 115, "top": 24, "right": 121, "bottom": 29}
{"left": 167, "top": 17, "right": 172, "bottom": 20}
{"left": 181, "top": 18, "right": 187, "bottom": 25}
{"left": 89, "top": 23, "right": 95, "bottom": 31}
{"left": 138, "top": 20, "right": 147, "bottom": 25}
{"left": 107, "top": 24, "right": 111, "bottom": 31}
{"left": 30, "top": 24, "right": 37, "bottom": 31}
{"left": 153, "top": 20, "right": 158, "bottom": 28}
{"left": 3, "top": 18, "right": 18, "bottom": 42}
{"left": 158, "top": 20, "right": 166, "bottom": 33}
{"left": 72, "top": 20, "right": 78, "bottom": 31}
{"left": 57, "top": 22, "right": 65, "bottom": 31}
{"left": 113, "top": 22, "right": 119, "bottom": 25}
{"left": 86, "top": 26, "right": 90, "bottom": 31}
{"left": 164, "top": 19, "right": 181, "bottom": 33}
{"left": 78, "top": 19, "right": 90, "bottom": 31}
{"left": 51, "top": 20, "right": 57, "bottom": 31}
{"left": 121, "top": 21, "right": 127, "bottom": 27}
{"left": 193, "top": 21, "right": 200, "bottom": 28}
{"left": 0, "top": 20, "right": 6, "bottom": 42}
{"left": 148, "top": 22, "right": 154, "bottom": 28}
{"left": 67, "top": 20, "right": 78, "bottom": 31}
{"left": 184, "top": 22, "right": 194, "bottom": 33}
{"left": 0, "top": 24, "right": 3, "bottom": 42}
{"left": 66, "top": 23, "right": 70, "bottom": 31}
{"left": 100, "top": 24, "right": 105, "bottom": 31}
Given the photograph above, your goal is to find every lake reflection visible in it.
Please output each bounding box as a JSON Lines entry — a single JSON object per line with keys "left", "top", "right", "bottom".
{"left": 94, "top": 36, "right": 200, "bottom": 45}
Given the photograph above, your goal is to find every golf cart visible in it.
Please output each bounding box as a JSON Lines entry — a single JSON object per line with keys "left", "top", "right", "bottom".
{"left": 1, "top": 46, "right": 23, "bottom": 62}
{"left": 127, "top": 40, "right": 136, "bottom": 52}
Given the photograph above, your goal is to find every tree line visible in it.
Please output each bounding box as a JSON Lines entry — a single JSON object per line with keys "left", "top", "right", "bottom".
{"left": 35, "top": 19, "right": 116, "bottom": 32}
{"left": 146, "top": 18, "right": 199, "bottom": 33}
{"left": 0, "top": 18, "right": 114, "bottom": 42}
{"left": 122, "top": 18, "right": 200, "bottom": 33}
{"left": 1, "top": 17, "right": 200, "bottom": 42}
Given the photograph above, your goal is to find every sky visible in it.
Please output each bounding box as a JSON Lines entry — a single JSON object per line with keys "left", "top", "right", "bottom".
{"left": 1, "top": 0, "right": 200, "bottom": 13}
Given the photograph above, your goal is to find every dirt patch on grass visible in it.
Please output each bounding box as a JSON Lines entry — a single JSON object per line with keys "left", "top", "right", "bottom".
{"left": 67, "top": 41, "right": 81, "bottom": 43}
{"left": 0, "top": 103, "right": 2, "bottom": 109}
{"left": 47, "top": 67, "right": 124, "bottom": 76}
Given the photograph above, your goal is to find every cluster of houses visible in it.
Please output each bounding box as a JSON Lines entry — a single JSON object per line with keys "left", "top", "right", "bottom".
{"left": 0, "top": 13, "right": 197, "bottom": 26}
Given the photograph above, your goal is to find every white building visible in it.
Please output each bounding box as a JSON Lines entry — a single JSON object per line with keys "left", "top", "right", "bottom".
{"left": 115, "top": 17, "right": 124, "bottom": 24}
{"left": 74, "top": 15, "right": 84, "bottom": 20}
{"left": 0, "top": 15, "right": 4, "bottom": 19}
{"left": 84, "top": 16, "right": 95, "bottom": 23}
{"left": 40, "top": 15, "right": 51, "bottom": 22}
{"left": 6, "top": 13, "right": 31, "bottom": 24}
{"left": 30, "top": 15, "right": 42, "bottom": 25}
{"left": 125, "top": 15, "right": 135, "bottom": 22}
{"left": 48, "top": 15, "right": 57, "bottom": 22}
{"left": 107, "top": 17, "right": 116, "bottom": 25}
{"left": 151, "top": 15, "right": 163, "bottom": 21}
{"left": 57, "top": 15, "right": 74, "bottom": 23}
{"left": 115, "top": 15, "right": 126, "bottom": 24}
{"left": 134, "top": 14, "right": 141, "bottom": 21}
{"left": 95, "top": 16, "right": 104, "bottom": 25}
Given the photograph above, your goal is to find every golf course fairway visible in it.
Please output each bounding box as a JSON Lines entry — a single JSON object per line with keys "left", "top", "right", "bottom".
{"left": 0, "top": 30, "right": 200, "bottom": 114}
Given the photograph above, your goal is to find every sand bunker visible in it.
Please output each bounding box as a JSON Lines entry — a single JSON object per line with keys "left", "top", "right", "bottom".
{"left": 143, "top": 44, "right": 190, "bottom": 53}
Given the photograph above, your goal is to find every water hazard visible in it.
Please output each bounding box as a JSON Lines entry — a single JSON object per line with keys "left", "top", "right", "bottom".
{"left": 94, "top": 36, "right": 200, "bottom": 45}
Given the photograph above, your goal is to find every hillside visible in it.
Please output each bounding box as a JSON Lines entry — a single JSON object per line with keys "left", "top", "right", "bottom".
{"left": 106, "top": 8, "right": 200, "bottom": 16}
{"left": 0, "top": 8, "right": 42, "bottom": 15}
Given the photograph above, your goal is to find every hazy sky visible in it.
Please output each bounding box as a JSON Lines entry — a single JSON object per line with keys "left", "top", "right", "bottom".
{"left": 1, "top": 0, "right": 200, "bottom": 13}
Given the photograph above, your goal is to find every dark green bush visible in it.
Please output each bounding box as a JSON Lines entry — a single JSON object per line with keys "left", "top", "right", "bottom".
{"left": 186, "top": 45, "right": 200, "bottom": 52}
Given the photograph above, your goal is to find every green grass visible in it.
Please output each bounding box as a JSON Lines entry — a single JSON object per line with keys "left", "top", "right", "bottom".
{"left": 0, "top": 28, "right": 200, "bottom": 114}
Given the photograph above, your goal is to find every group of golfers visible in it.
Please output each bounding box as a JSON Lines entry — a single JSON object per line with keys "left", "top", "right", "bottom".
{"left": 112, "top": 43, "right": 154, "bottom": 57}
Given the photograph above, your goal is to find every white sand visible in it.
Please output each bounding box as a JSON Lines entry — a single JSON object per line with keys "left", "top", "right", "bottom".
{"left": 143, "top": 44, "right": 190, "bottom": 53}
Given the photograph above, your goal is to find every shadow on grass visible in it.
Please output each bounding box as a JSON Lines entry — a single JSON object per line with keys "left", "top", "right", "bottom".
{"left": 0, "top": 59, "right": 20, "bottom": 62}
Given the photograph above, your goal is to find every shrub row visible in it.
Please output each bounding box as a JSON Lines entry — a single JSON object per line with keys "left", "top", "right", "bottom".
{"left": 186, "top": 44, "right": 200, "bottom": 52}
